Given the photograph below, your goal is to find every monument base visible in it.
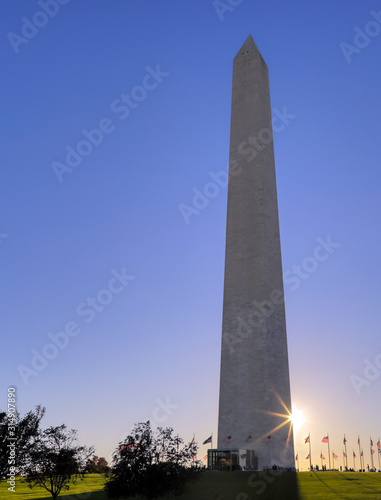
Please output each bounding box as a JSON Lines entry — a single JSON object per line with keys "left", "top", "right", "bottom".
{"left": 207, "top": 448, "right": 258, "bottom": 471}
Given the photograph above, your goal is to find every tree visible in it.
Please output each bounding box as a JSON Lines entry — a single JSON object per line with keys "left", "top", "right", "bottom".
{"left": 0, "top": 405, "right": 45, "bottom": 479}
{"left": 105, "top": 421, "right": 201, "bottom": 500}
{"left": 0, "top": 411, "right": 7, "bottom": 479}
{"left": 86, "top": 455, "right": 110, "bottom": 475}
{"left": 97, "top": 457, "right": 110, "bottom": 475}
{"left": 23, "top": 424, "right": 94, "bottom": 500}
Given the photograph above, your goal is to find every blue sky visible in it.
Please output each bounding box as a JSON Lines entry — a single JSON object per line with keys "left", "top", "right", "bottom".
{"left": 1, "top": 0, "right": 381, "bottom": 469}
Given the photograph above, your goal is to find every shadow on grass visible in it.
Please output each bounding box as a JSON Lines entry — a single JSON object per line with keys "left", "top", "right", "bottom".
{"left": 180, "top": 470, "right": 301, "bottom": 500}
{"left": 30, "top": 491, "right": 107, "bottom": 500}
{"left": 358, "top": 473, "right": 381, "bottom": 482}
{"left": 335, "top": 472, "right": 360, "bottom": 481}
{"left": 311, "top": 471, "right": 343, "bottom": 497}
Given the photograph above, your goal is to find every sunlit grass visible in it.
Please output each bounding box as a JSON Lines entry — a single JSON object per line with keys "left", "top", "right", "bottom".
{"left": 0, "top": 474, "right": 105, "bottom": 499}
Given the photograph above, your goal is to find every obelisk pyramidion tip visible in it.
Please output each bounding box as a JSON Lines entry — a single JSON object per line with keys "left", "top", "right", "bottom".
{"left": 235, "top": 35, "right": 264, "bottom": 61}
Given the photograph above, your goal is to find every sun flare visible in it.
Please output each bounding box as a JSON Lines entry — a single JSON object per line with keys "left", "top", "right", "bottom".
{"left": 289, "top": 407, "right": 305, "bottom": 431}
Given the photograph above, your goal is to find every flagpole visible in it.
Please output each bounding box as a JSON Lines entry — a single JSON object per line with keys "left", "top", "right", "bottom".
{"left": 370, "top": 437, "right": 374, "bottom": 471}
{"left": 211, "top": 433, "right": 213, "bottom": 471}
{"left": 344, "top": 434, "right": 348, "bottom": 470}
{"left": 320, "top": 451, "right": 323, "bottom": 470}
{"left": 353, "top": 451, "right": 356, "bottom": 471}
{"left": 297, "top": 452, "right": 299, "bottom": 471}
{"left": 358, "top": 436, "right": 362, "bottom": 471}
{"left": 327, "top": 433, "right": 331, "bottom": 470}
{"left": 378, "top": 438, "right": 381, "bottom": 472}
{"left": 309, "top": 433, "right": 312, "bottom": 471}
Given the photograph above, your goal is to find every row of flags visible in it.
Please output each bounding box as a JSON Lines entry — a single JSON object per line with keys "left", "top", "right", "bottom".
{"left": 203, "top": 434, "right": 380, "bottom": 447}
{"left": 298, "top": 434, "right": 381, "bottom": 469}
{"left": 298, "top": 452, "right": 343, "bottom": 461}
{"left": 304, "top": 435, "right": 381, "bottom": 448}
{"left": 303, "top": 435, "right": 381, "bottom": 450}
{"left": 299, "top": 450, "right": 379, "bottom": 460}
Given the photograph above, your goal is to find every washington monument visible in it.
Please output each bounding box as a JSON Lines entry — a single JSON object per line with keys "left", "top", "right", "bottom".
{"left": 217, "top": 35, "right": 294, "bottom": 469}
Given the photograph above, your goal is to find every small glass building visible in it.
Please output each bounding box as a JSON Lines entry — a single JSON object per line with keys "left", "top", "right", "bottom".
{"left": 207, "top": 449, "right": 258, "bottom": 471}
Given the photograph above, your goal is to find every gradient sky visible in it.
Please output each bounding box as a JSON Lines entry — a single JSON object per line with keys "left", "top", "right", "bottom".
{"left": 1, "top": 0, "right": 381, "bottom": 470}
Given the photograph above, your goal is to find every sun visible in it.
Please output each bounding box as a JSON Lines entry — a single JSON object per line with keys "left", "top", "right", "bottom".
{"left": 288, "top": 407, "right": 305, "bottom": 431}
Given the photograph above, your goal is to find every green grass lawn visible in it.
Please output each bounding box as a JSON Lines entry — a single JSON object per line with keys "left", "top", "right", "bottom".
{"left": 1, "top": 472, "right": 381, "bottom": 499}
{"left": 298, "top": 471, "right": 381, "bottom": 499}
{"left": 0, "top": 474, "right": 105, "bottom": 499}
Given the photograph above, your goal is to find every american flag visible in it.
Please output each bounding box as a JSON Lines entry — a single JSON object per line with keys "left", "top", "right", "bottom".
{"left": 322, "top": 436, "right": 329, "bottom": 443}
{"left": 320, "top": 453, "right": 325, "bottom": 460}
{"left": 306, "top": 454, "right": 310, "bottom": 459}
{"left": 246, "top": 435, "right": 253, "bottom": 443}
{"left": 333, "top": 453, "right": 338, "bottom": 460}
{"left": 343, "top": 452, "right": 347, "bottom": 458}
{"left": 343, "top": 436, "right": 347, "bottom": 445}
{"left": 377, "top": 440, "right": 381, "bottom": 449}
{"left": 203, "top": 436, "right": 212, "bottom": 445}
{"left": 305, "top": 436, "right": 310, "bottom": 444}
{"left": 370, "top": 438, "right": 373, "bottom": 447}
{"left": 223, "top": 435, "right": 232, "bottom": 444}
{"left": 353, "top": 452, "right": 356, "bottom": 458}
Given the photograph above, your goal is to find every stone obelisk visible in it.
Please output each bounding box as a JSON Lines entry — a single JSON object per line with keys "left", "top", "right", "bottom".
{"left": 217, "top": 35, "right": 294, "bottom": 469}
